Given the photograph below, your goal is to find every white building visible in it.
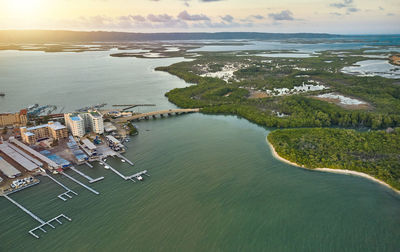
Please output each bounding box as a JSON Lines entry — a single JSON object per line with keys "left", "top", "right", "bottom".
{"left": 64, "top": 111, "right": 104, "bottom": 137}
{"left": 64, "top": 113, "right": 85, "bottom": 137}
{"left": 85, "top": 111, "right": 104, "bottom": 134}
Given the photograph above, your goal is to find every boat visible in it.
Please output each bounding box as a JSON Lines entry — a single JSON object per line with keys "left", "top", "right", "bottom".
{"left": 0, "top": 92, "right": 5, "bottom": 97}
{"left": 121, "top": 159, "right": 126, "bottom": 163}
{"left": 137, "top": 176, "right": 143, "bottom": 181}
{"left": 52, "top": 170, "right": 59, "bottom": 175}
{"left": 104, "top": 165, "right": 110, "bottom": 170}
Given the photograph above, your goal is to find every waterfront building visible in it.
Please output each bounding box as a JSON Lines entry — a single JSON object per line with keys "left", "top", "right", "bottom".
{"left": 64, "top": 111, "right": 104, "bottom": 137}
{"left": 64, "top": 113, "right": 85, "bottom": 137}
{"left": 0, "top": 156, "right": 21, "bottom": 178}
{"left": 0, "top": 143, "right": 40, "bottom": 172}
{"left": 20, "top": 121, "right": 68, "bottom": 145}
{"left": 9, "top": 137, "right": 60, "bottom": 170}
{"left": 85, "top": 111, "right": 104, "bottom": 134}
{"left": 0, "top": 109, "right": 27, "bottom": 128}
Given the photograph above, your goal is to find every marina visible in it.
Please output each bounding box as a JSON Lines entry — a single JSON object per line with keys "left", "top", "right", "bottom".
{"left": 3, "top": 194, "right": 71, "bottom": 239}
{"left": 59, "top": 171, "right": 100, "bottom": 195}
{"left": 1, "top": 35, "right": 400, "bottom": 251}
{"left": 44, "top": 173, "right": 78, "bottom": 201}
{"left": 69, "top": 166, "right": 104, "bottom": 184}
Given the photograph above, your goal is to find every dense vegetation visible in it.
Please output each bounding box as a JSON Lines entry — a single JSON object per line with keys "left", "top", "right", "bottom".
{"left": 156, "top": 49, "right": 400, "bottom": 189}
{"left": 128, "top": 123, "right": 138, "bottom": 136}
{"left": 268, "top": 128, "right": 400, "bottom": 190}
{"left": 157, "top": 50, "right": 400, "bottom": 129}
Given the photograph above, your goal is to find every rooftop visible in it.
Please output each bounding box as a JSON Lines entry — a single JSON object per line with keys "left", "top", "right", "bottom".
{"left": 81, "top": 138, "right": 97, "bottom": 150}
{"left": 25, "top": 122, "right": 66, "bottom": 131}
{"left": 89, "top": 111, "right": 101, "bottom": 117}
{"left": 70, "top": 116, "right": 82, "bottom": 121}
{"left": 0, "top": 143, "right": 39, "bottom": 171}
{"left": 48, "top": 122, "right": 66, "bottom": 130}
{"left": 0, "top": 156, "right": 21, "bottom": 178}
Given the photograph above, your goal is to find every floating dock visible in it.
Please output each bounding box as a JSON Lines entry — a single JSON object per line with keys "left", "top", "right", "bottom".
{"left": 69, "top": 166, "right": 104, "bottom": 184}
{"left": 3, "top": 195, "right": 71, "bottom": 239}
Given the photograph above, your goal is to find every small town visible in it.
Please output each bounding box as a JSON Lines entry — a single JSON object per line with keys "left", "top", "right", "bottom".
{"left": 0, "top": 104, "right": 197, "bottom": 238}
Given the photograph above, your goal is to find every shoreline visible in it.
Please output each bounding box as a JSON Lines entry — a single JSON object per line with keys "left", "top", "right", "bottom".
{"left": 266, "top": 136, "right": 400, "bottom": 195}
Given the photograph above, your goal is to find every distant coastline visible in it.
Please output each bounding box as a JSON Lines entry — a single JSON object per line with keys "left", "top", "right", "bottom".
{"left": 389, "top": 55, "right": 400, "bottom": 66}
{"left": 266, "top": 136, "right": 400, "bottom": 195}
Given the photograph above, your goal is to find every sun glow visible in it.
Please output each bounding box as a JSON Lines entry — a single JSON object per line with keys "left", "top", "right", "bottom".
{"left": 5, "top": 0, "right": 44, "bottom": 18}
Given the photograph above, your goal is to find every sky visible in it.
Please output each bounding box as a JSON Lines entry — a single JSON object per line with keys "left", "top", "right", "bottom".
{"left": 0, "top": 0, "right": 399, "bottom": 34}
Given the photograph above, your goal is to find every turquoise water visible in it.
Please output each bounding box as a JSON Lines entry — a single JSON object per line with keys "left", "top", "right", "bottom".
{"left": 0, "top": 50, "right": 400, "bottom": 251}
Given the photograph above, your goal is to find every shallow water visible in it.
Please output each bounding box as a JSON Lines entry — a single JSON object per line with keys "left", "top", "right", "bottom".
{"left": 0, "top": 49, "right": 400, "bottom": 251}
{"left": 341, "top": 60, "right": 400, "bottom": 79}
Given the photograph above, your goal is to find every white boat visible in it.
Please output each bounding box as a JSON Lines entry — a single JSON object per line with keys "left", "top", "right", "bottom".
{"left": 52, "top": 171, "right": 59, "bottom": 175}
{"left": 104, "top": 165, "right": 110, "bottom": 170}
{"left": 121, "top": 159, "right": 126, "bottom": 163}
{"left": 137, "top": 176, "right": 143, "bottom": 181}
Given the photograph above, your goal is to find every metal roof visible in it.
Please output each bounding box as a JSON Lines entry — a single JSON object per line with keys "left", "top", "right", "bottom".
{"left": 7, "top": 143, "right": 43, "bottom": 167}
{"left": 81, "top": 138, "right": 97, "bottom": 150}
{"left": 8, "top": 138, "right": 60, "bottom": 169}
{"left": 106, "top": 135, "right": 121, "bottom": 144}
{"left": 0, "top": 143, "right": 39, "bottom": 171}
{"left": 0, "top": 157, "right": 21, "bottom": 178}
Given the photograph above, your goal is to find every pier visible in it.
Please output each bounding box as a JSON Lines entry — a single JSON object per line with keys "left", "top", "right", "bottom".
{"left": 115, "top": 108, "right": 200, "bottom": 123}
{"left": 115, "top": 153, "right": 134, "bottom": 166}
{"left": 85, "top": 161, "right": 93, "bottom": 168}
{"left": 102, "top": 161, "right": 147, "bottom": 182}
{"left": 60, "top": 171, "right": 100, "bottom": 195}
{"left": 3, "top": 195, "right": 71, "bottom": 239}
{"left": 69, "top": 166, "right": 104, "bottom": 184}
{"left": 44, "top": 173, "right": 78, "bottom": 201}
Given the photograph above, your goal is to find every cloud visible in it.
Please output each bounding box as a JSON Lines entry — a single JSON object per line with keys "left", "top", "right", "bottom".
{"left": 220, "top": 15, "right": 234, "bottom": 23}
{"left": 347, "top": 7, "right": 359, "bottom": 13}
{"left": 147, "top": 14, "right": 173, "bottom": 23}
{"left": 251, "top": 15, "right": 265, "bottom": 20}
{"left": 178, "top": 11, "right": 210, "bottom": 21}
{"left": 387, "top": 13, "right": 395, "bottom": 16}
{"left": 268, "top": 10, "right": 294, "bottom": 21}
{"left": 330, "top": 0, "right": 353, "bottom": 9}
{"left": 130, "top": 15, "right": 146, "bottom": 22}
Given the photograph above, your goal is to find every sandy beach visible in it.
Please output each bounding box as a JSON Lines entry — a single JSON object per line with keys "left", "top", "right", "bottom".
{"left": 266, "top": 136, "right": 400, "bottom": 195}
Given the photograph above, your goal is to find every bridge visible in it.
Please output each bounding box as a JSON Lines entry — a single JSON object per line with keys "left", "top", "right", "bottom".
{"left": 115, "top": 108, "right": 200, "bottom": 122}
{"left": 112, "top": 104, "right": 156, "bottom": 111}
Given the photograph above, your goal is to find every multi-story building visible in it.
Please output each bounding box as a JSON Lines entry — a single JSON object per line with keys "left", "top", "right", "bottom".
{"left": 85, "top": 111, "right": 104, "bottom": 134}
{"left": 64, "top": 111, "right": 104, "bottom": 137}
{"left": 64, "top": 113, "right": 85, "bottom": 137}
{"left": 20, "top": 121, "right": 68, "bottom": 145}
{"left": 0, "top": 109, "right": 27, "bottom": 128}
